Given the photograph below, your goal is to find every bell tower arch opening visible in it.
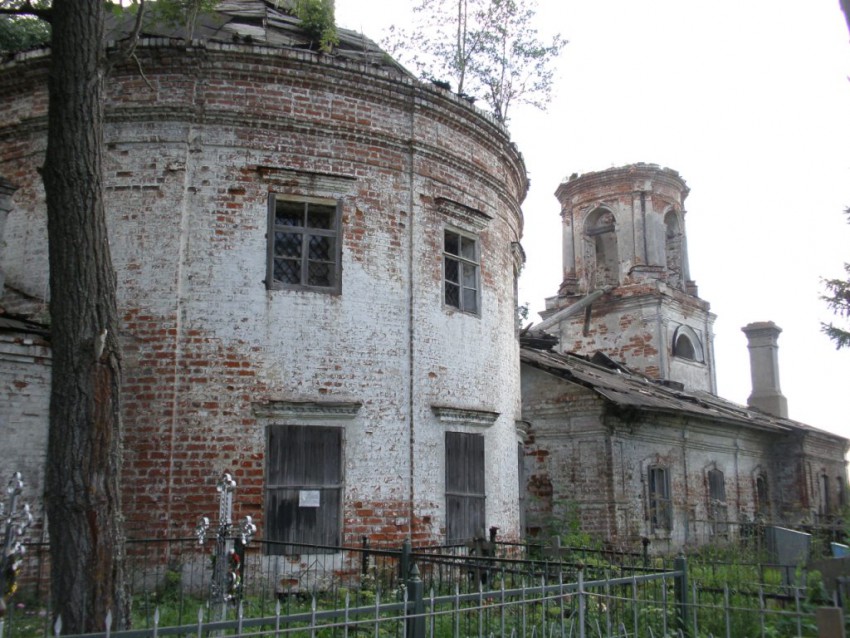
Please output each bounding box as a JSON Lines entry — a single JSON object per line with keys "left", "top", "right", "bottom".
{"left": 584, "top": 207, "right": 618, "bottom": 290}
{"left": 664, "top": 210, "right": 684, "bottom": 290}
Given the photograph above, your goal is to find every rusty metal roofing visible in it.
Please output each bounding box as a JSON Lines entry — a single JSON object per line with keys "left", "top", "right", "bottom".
{"left": 521, "top": 347, "right": 844, "bottom": 439}
{"left": 105, "top": 0, "right": 412, "bottom": 77}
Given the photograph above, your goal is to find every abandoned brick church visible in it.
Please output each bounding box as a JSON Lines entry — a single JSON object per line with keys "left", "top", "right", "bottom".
{"left": 0, "top": 2, "right": 845, "bottom": 555}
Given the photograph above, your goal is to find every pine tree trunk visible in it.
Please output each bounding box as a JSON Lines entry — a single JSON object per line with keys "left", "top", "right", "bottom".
{"left": 41, "top": 0, "right": 128, "bottom": 631}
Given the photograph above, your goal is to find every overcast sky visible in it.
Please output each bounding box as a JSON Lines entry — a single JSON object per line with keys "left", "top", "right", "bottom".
{"left": 335, "top": 0, "right": 850, "bottom": 438}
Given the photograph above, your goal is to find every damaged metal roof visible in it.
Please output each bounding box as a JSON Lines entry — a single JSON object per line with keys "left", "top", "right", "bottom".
{"left": 521, "top": 346, "right": 844, "bottom": 439}
{"left": 104, "top": 0, "right": 412, "bottom": 77}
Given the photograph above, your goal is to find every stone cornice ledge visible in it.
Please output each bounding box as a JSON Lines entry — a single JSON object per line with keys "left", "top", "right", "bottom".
{"left": 253, "top": 400, "right": 362, "bottom": 421}
{"left": 431, "top": 405, "right": 499, "bottom": 427}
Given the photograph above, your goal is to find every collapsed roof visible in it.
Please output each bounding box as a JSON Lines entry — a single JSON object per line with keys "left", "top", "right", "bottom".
{"left": 520, "top": 346, "right": 846, "bottom": 441}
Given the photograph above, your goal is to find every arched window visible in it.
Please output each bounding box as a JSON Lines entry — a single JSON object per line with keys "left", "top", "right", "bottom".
{"left": 584, "top": 207, "right": 618, "bottom": 289}
{"left": 672, "top": 326, "right": 704, "bottom": 363}
{"left": 673, "top": 334, "right": 696, "bottom": 360}
{"left": 664, "top": 210, "right": 683, "bottom": 289}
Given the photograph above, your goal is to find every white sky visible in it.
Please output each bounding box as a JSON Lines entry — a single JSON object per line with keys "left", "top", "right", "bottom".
{"left": 335, "top": 0, "right": 850, "bottom": 438}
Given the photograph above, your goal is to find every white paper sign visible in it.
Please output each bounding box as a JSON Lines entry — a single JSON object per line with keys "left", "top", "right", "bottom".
{"left": 299, "top": 490, "right": 321, "bottom": 507}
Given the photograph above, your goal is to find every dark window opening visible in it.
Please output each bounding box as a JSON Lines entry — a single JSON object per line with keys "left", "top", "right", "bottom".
{"left": 708, "top": 468, "right": 728, "bottom": 535}
{"left": 664, "top": 211, "right": 683, "bottom": 289}
{"left": 648, "top": 466, "right": 672, "bottom": 531}
{"left": 585, "top": 208, "right": 619, "bottom": 289}
{"left": 446, "top": 431, "right": 485, "bottom": 542}
{"left": 756, "top": 475, "right": 769, "bottom": 519}
{"left": 444, "top": 229, "right": 480, "bottom": 314}
{"left": 265, "top": 425, "right": 342, "bottom": 554}
{"left": 673, "top": 334, "right": 696, "bottom": 360}
{"left": 820, "top": 474, "right": 830, "bottom": 517}
{"left": 268, "top": 196, "right": 341, "bottom": 293}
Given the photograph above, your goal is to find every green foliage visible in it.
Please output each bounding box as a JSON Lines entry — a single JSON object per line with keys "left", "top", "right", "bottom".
{"left": 0, "top": 15, "right": 50, "bottom": 53}
{"left": 543, "top": 498, "right": 596, "bottom": 548}
{"left": 821, "top": 208, "right": 850, "bottom": 349}
{"left": 148, "top": 0, "right": 220, "bottom": 40}
{"left": 385, "top": 0, "right": 565, "bottom": 122}
{"left": 293, "top": 0, "right": 338, "bottom": 53}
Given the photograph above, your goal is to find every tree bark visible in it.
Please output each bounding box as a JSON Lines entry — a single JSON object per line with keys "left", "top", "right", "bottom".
{"left": 42, "top": 0, "right": 128, "bottom": 631}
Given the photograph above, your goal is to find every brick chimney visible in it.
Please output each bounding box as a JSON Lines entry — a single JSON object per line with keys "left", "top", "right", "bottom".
{"left": 741, "top": 321, "right": 788, "bottom": 418}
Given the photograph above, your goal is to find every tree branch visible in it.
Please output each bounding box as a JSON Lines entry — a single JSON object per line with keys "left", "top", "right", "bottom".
{"left": 0, "top": 1, "right": 51, "bottom": 22}
{"left": 105, "top": 0, "right": 146, "bottom": 74}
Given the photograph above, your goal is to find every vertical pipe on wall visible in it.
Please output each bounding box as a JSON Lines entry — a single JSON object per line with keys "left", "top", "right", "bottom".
{"left": 406, "top": 85, "right": 417, "bottom": 538}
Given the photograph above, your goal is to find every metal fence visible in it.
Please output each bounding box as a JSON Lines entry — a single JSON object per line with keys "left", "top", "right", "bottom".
{"left": 2, "top": 537, "right": 839, "bottom": 638}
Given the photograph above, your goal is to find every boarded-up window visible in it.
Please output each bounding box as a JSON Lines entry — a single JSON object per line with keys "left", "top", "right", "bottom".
{"left": 648, "top": 466, "right": 671, "bottom": 531}
{"left": 265, "top": 425, "right": 342, "bottom": 554}
{"left": 820, "top": 474, "right": 830, "bottom": 516}
{"left": 517, "top": 442, "right": 526, "bottom": 537}
{"left": 708, "top": 468, "right": 728, "bottom": 534}
{"left": 756, "top": 475, "right": 769, "bottom": 519}
{"left": 446, "top": 432, "right": 485, "bottom": 543}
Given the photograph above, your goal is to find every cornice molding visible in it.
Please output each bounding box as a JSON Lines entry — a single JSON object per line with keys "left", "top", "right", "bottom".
{"left": 252, "top": 400, "right": 362, "bottom": 421}
{"left": 436, "top": 197, "right": 492, "bottom": 232}
{"left": 431, "top": 405, "right": 499, "bottom": 427}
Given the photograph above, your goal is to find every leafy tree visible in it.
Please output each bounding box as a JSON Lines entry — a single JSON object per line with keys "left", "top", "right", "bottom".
{"left": 0, "top": 0, "right": 136, "bottom": 630}
{"left": 821, "top": 209, "right": 850, "bottom": 349}
{"left": 385, "top": 0, "right": 565, "bottom": 122}
{"left": 0, "top": 14, "right": 49, "bottom": 52}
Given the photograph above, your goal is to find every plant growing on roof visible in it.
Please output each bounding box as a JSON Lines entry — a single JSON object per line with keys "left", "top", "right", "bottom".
{"left": 293, "top": 0, "right": 338, "bottom": 53}
{"left": 384, "top": 0, "right": 565, "bottom": 123}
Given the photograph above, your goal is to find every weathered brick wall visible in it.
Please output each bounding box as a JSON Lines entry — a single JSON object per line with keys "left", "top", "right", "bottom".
{"left": 545, "top": 164, "right": 717, "bottom": 393}
{"left": 520, "top": 361, "right": 821, "bottom": 553}
{"left": 520, "top": 364, "right": 617, "bottom": 540}
{"left": 553, "top": 287, "right": 716, "bottom": 392}
{"left": 0, "top": 331, "right": 50, "bottom": 529}
{"left": 0, "top": 40, "right": 526, "bottom": 546}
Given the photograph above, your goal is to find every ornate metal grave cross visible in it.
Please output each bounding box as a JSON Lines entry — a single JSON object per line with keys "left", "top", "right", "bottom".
{"left": 0, "top": 473, "right": 33, "bottom": 624}
{"left": 195, "top": 472, "right": 256, "bottom": 618}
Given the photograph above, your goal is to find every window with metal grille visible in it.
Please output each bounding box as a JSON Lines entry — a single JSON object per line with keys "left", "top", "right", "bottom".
{"left": 268, "top": 196, "right": 341, "bottom": 293}
{"left": 446, "top": 431, "right": 485, "bottom": 542}
{"left": 443, "top": 229, "right": 480, "bottom": 314}
{"left": 648, "top": 466, "right": 672, "bottom": 531}
{"left": 265, "top": 425, "right": 342, "bottom": 554}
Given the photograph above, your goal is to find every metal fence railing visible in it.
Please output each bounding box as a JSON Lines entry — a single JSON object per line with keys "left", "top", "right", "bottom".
{"left": 3, "top": 537, "right": 840, "bottom": 638}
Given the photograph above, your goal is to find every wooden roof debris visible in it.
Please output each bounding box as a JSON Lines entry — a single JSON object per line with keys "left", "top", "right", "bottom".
{"left": 104, "top": 0, "right": 412, "bottom": 77}
{"left": 520, "top": 346, "right": 845, "bottom": 440}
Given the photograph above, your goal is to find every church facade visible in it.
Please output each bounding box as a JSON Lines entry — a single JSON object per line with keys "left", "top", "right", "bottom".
{"left": 521, "top": 165, "right": 848, "bottom": 552}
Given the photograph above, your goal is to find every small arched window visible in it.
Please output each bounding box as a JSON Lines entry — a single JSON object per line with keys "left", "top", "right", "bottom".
{"left": 672, "top": 326, "right": 704, "bottom": 363}
{"left": 673, "top": 334, "right": 696, "bottom": 360}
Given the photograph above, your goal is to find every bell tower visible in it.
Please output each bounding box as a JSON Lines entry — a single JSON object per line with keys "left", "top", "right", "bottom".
{"left": 540, "top": 164, "right": 716, "bottom": 392}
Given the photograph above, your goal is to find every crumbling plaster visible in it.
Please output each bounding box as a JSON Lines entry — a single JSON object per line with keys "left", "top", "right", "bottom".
{"left": 0, "top": 39, "right": 527, "bottom": 545}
